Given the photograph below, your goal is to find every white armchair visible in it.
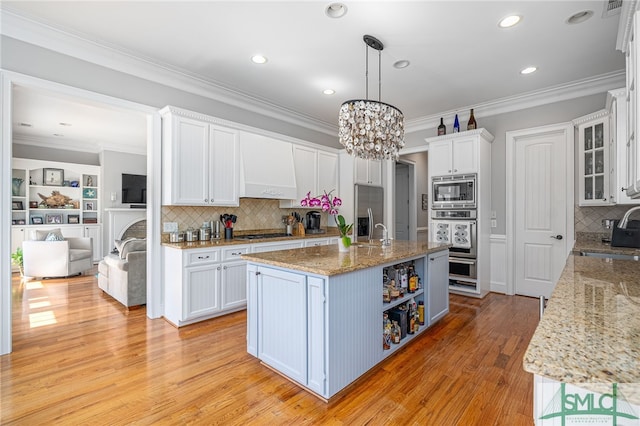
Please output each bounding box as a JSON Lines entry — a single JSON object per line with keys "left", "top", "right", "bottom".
{"left": 22, "top": 237, "right": 93, "bottom": 279}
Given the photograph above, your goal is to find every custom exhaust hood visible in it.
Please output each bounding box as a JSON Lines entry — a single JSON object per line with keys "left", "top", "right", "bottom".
{"left": 239, "top": 131, "right": 297, "bottom": 200}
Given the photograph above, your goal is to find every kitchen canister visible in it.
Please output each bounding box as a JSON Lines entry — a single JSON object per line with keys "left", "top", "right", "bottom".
{"left": 185, "top": 228, "right": 199, "bottom": 242}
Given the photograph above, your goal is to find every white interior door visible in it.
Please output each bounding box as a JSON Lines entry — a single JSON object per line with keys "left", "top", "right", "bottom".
{"left": 509, "top": 124, "right": 573, "bottom": 298}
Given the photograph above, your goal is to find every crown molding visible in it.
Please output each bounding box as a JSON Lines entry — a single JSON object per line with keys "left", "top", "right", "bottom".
{"left": 13, "top": 135, "right": 147, "bottom": 156}
{"left": 405, "top": 70, "right": 625, "bottom": 133}
{"left": 616, "top": 0, "right": 638, "bottom": 52}
{"left": 1, "top": 8, "right": 627, "bottom": 138}
{"left": 572, "top": 109, "right": 609, "bottom": 126}
{"left": 0, "top": 9, "right": 337, "bottom": 137}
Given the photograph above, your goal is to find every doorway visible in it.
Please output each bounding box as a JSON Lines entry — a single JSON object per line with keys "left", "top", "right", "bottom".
{"left": 394, "top": 160, "right": 416, "bottom": 241}
{"left": 506, "top": 123, "right": 574, "bottom": 298}
{"left": 1, "top": 72, "right": 162, "bottom": 355}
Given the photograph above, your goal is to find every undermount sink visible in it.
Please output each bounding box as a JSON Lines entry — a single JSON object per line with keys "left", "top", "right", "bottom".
{"left": 579, "top": 251, "right": 640, "bottom": 261}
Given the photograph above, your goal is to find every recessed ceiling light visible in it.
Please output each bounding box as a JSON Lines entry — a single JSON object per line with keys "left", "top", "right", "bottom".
{"left": 323, "top": 89, "right": 335, "bottom": 95}
{"left": 520, "top": 66, "right": 537, "bottom": 75}
{"left": 566, "top": 10, "right": 593, "bottom": 24}
{"left": 498, "top": 15, "right": 522, "bottom": 28}
{"left": 59, "top": 122, "right": 72, "bottom": 126}
{"left": 393, "top": 60, "right": 410, "bottom": 69}
{"left": 251, "top": 55, "right": 268, "bottom": 64}
{"left": 325, "top": 3, "right": 347, "bottom": 18}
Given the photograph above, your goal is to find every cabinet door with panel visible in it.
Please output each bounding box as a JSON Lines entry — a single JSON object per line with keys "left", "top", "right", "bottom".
{"left": 317, "top": 151, "right": 338, "bottom": 192}
{"left": 577, "top": 114, "right": 611, "bottom": 205}
{"left": 184, "top": 263, "right": 221, "bottom": 321}
{"left": 220, "top": 245, "right": 249, "bottom": 311}
{"left": 209, "top": 125, "right": 240, "bottom": 206}
{"left": 256, "top": 266, "right": 308, "bottom": 384}
{"left": 355, "top": 157, "right": 382, "bottom": 185}
{"left": 428, "top": 249, "right": 450, "bottom": 324}
{"left": 428, "top": 138, "right": 477, "bottom": 176}
{"left": 83, "top": 224, "right": 102, "bottom": 262}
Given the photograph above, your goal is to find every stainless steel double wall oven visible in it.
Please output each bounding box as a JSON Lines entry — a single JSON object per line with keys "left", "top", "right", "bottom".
{"left": 431, "top": 174, "right": 478, "bottom": 290}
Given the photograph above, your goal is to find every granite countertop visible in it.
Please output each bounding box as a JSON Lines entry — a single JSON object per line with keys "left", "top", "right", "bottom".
{"left": 573, "top": 237, "right": 640, "bottom": 257}
{"left": 162, "top": 229, "right": 340, "bottom": 249}
{"left": 523, "top": 254, "right": 640, "bottom": 404}
{"left": 241, "top": 240, "right": 451, "bottom": 276}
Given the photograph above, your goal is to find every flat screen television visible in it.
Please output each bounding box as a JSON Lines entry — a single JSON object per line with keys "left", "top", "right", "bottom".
{"left": 122, "top": 173, "right": 147, "bottom": 204}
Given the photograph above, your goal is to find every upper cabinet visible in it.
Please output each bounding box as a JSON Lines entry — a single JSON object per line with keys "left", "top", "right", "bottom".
{"left": 575, "top": 110, "right": 611, "bottom": 206}
{"left": 161, "top": 107, "right": 239, "bottom": 206}
{"left": 426, "top": 129, "right": 492, "bottom": 178}
{"left": 280, "top": 146, "right": 339, "bottom": 208}
{"left": 618, "top": 6, "right": 640, "bottom": 199}
{"left": 354, "top": 157, "right": 382, "bottom": 185}
{"left": 607, "top": 88, "right": 639, "bottom": 205}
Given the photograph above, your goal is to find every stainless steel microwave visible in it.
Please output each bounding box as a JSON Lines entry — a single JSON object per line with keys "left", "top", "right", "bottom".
{"left": 432, "top": 174, "right": 476, "bottom": 209}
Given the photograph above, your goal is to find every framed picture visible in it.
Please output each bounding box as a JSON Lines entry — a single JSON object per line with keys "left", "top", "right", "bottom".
{"left": 67, "top": 214, "right": 80, "bottom": 224}
{"left": 17, "top": 219, "right": 26, "bottom": 225}
{"left": 43, "top": 168, "right": 64, "bottom": 186}
{"left": 12, "top": 201, "right": 23, "bottom": 210}
{"left": 45, "top": 214, "right": 63, "bottom": 224}
{"left": 29, "top": 201, "right": 39, "bottom": 209}
{"left": 421, "top": 194, "right": 428, "bottom": 211}
{"left": 85, "top": 202, "right": 94, "bottom": 211}
{"left": 83, "top": 188, "right": 97, "bottom": 199}
{"left": 31, "top": 216, "right": 44, "bottom": 225}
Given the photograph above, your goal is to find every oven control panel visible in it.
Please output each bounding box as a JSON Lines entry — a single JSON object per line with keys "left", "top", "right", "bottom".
{"left": 431, "top": 220, "right": 474, "bottom": 250}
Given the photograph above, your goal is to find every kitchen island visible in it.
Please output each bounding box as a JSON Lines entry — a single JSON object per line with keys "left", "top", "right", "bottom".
{"left": 242, "top": 240, "right": 450, "bottom": 400}
{"left": 523, "top": 254, "right": 640, "bottom": 424}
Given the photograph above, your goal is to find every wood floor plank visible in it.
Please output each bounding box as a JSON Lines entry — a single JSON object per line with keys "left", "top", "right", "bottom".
{"left": 2, "top": 271, "right": 537, "bottom": 425}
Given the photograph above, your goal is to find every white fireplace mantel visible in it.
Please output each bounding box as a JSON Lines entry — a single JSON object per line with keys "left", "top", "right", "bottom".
{"left": 105, "top": 208, "right": 146, "bottom": 249}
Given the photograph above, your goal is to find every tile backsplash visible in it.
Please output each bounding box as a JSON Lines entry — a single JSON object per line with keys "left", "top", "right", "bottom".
{"left": 574, "top": 204, "right": 632, "bottom": 233}
{"left": 161, "top": 198, "right": 330, "bottom": 232}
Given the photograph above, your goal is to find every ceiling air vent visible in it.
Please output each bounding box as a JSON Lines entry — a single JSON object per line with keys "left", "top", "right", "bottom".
{"left": 602, "top": 0, "right": 622, "bottom": 18}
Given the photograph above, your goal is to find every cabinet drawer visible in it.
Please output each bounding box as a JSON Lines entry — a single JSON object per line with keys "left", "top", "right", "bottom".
{"left": 222, "top": 245, "right": 250, "bottom": 261}
{"left": 185, "top": 249, "right": 220, "bottom": 265}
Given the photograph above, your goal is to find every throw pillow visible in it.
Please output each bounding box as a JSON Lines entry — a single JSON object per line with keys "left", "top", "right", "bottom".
{"left": 35, "top": 228, "right": 63, "bottom": 241}
{"left": 45, "top": 232, "right": 65, "bottom": 241}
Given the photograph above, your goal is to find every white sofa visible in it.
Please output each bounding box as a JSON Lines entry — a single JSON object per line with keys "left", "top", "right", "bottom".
{"left": 22, "top": 229, "right": 93, "bottom": 278}
{"left": 98, "top": 238, "right": 146, "bottom": 308}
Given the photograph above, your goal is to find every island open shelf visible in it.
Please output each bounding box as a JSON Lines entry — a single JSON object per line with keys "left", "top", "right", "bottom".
{"left": 243, "top": 241, "right": 450, "bottom": 401}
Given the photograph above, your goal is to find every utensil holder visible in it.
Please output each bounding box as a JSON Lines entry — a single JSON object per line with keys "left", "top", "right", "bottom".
{"left": 225, "top": 228, "right": 233, "bottom": 240}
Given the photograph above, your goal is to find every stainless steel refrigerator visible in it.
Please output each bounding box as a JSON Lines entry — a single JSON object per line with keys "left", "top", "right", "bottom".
{"left": 354, "top": 184, "right": 384, "bottom": 242}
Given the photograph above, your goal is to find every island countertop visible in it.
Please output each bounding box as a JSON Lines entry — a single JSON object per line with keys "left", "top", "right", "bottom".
{"left": 241, "top": 240, "right": 451, "bottom": 276}
{"left": 523, "top": 254, "right": 640, "bottom": 403}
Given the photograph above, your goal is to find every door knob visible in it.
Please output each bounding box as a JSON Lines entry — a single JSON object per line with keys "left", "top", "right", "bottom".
{"left": 550, "top": 234, "right": 563, "bottom": 240}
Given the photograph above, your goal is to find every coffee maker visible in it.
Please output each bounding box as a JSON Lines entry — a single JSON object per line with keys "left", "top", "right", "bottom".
{"left": 305, "top": 211, "right": 323, "bottom": 234}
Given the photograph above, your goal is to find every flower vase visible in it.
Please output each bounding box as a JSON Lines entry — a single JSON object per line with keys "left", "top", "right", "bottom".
{"left": 338, "top": 236, "right": 351, "bottom": 252}
{"left": 12, "top": 178, "right": 24, "bottom": 196}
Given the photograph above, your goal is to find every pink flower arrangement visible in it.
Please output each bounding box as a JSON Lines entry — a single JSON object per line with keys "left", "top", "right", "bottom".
{"left": 301, "top": 190, "right": 352, "bottom": 245}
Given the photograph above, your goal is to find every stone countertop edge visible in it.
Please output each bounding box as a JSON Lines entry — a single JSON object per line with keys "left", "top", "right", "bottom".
{"left": 522, "top": 253, "right": 640, "bottom": 404}
{"left": 240, "top": 241, "right": 451, "bottom": 276}
{"left": 161, "top": 229, "right": 341, "bottom": 249}
{"left": 573, "top": 238, "right": 640, "bottom": 256}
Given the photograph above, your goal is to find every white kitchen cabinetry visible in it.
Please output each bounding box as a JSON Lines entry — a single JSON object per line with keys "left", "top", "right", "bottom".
{"left": 428, "top": 249, "right": 449, "bottom": 323}
{"left": 619, "top": 7, "right": 640, "bottom": 198}
{"left": 575, "top": 111, "right": 611, "bottom": 206}
{"left": 163, "top": 245, "right": 250, "bottom": 327}
{"left": 161, "top": 107, "right": 239, "bottom": 206}
{"left": 304, "top": 237, "right": 338, "bottom": 247}
{"left": 354, "top": 157, "right": 382, "bottom": 185}
{"left": 280, "top": 146, "right": 339, "bottom": 208}
{"left": 427, "top": 136, "right": 478, "bottom": 176}
{"left": 606, "top": 88, "right": 640, "bottom": 205}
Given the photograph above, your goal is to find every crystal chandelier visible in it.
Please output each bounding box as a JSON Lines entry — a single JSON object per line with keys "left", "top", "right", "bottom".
{"left": 339, "top": 35, "right": 405, "bottom": 161}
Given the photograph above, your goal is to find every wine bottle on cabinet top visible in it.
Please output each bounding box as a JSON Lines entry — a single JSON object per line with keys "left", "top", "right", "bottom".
{"left": 467, "top": 108, "right": 477, "bottom": 130}
{"left": 437, "top": 117, "right": 446, "bottom": 136}
{"left": 453, "top": 113, "right": 460, "bottom": 133}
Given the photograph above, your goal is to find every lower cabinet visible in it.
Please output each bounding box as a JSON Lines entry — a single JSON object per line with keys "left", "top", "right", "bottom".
{"left": 83, "top": 224, "right": 102, "bottom": 262}
{"left": 164, "top": 245, "right": 249, "bottom": 327}
{"left": 428, "top": 249, "right": 450, "bottom": 323}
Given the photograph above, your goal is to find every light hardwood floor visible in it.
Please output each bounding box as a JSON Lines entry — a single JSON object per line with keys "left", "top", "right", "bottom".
{"left": 2, "top": 270, "right": 537, "bottom": 425}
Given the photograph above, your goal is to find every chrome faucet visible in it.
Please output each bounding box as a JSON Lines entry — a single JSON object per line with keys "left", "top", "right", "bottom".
{"left": 618, "top": 206, "right": 640, "bottom": 228}
{"left": 375, "top": 223, "right": 391, "bottom": 247}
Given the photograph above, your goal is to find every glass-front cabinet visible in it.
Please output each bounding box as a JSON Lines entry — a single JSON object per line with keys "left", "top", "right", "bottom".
{"left": 576, "top": 111, "right": 611, "bottom": 206}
